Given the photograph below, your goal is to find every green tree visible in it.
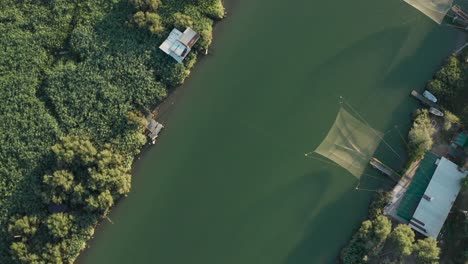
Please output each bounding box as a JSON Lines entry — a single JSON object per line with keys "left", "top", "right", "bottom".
{"left": 8, "top": 216, "right": 39, "bottom": 238}
{"left": 373, "top": 215, "right": 392, "bottom": 239}
{"left": 369, "top": 215, "right": 392, "bottom": 256}
{"left": 127, "top": 112, "right": 148, "bottom": 131}
{"left": 10, "top": 242, "right": 40, "bottom": 264}
{"left": 42, "top": 170, "right": 75, "bottom": 204}
{"left": 368, "top": 192, "right": 391, "bottom": 220}
{"left": 41, "top": 243, "right": 63, "bottom": 264}
{"left": 70, "top": 183, "right": 87, "bottom": 206}
{"left": 408, "top": 109, "right": 435, "bottom": 161}
{"left": 462, "top": 176, "right": 468, "bottom": 191}
{"left": 443, "top": 111, "right": 460, "bottom": 131}
{"left": 461, "top": 105, "right": 468, "bottom": 127}
{"left": 341, "top": 215, "right": 392, "bottom": 263}
{"left": 85, "top": 190, "right": 114, "bottom": 213}
{"left": 0, "top": 0, "right": 223, "bottom": 261}
{"left": 413, "top": 238, "right": 440, "bottom": 264}
{"left": 435, "top": 56, "right": 463, "bottom": 89}
{"left": 132, "top": 11, "right": 164, "bottom": 35}
{"left": 43, "top": 170, "right": 74, "bottom": 191}
{"left": 133, "top": 11, "right": 146, "bottom": 27}
{"left": 389, "top": 224, "right": 415, "bottom": 256}
{"left": 129, "top": 0, "right": 161, "bottom": 12}
{"left": 146, "top": 12, "right": 164, "bottom": 35}
{"left": 46, "top": 213, "right": 74, "bottom": 239}
{"left": 173, "top": 12, "right": 194, "bottom": 28}
{"left": 198, "top": 27, "right": 213, "bottom": 49}
{"left": 51, "top": 135, "right": 97, "bottom": 167}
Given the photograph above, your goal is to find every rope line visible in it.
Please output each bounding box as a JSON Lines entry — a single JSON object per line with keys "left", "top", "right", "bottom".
{"left": 305, "top": 153, "right": 396, "bottom": 185}
{"left": 340, "top": 96, "right": 403, "bottom": 160}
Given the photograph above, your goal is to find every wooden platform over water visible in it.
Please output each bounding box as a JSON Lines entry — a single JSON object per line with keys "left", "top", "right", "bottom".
{"left": 410, "top": 90, "right": 441, "bottom": 109}
{"left": 370, "top": 157, "right": 399, "bottom": 181}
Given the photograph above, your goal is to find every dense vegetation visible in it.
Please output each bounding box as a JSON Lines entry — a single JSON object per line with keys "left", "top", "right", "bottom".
{"left": 407, "top": 109, "right": 435, "bottom": 163}
{"left": 340, "top": 215, "right": 392, "bottom": 263}
{"left": 407, "top": 51, "right": 468, "bottom": 164}
{"left": 0, "top": 0, "right": 223, "bottom": 262}
{"left": 340, "top": 192, "right": 441, "bottom": 264}
{"left": 427, "top": 54, "right": 468, "bottom": 126}
{"left": 341, "top": 49, "right": 468, "bottom": 264}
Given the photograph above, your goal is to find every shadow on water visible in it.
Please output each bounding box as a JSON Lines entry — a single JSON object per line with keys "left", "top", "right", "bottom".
{"left": 282, "top": 188, "right": 368, "bottom": 264}
{"left": 229, "top": 170, "right": 340, "bottom": 264}
{"left": 75, "top": 0, "right": 460, "bottom": 262}
{"left": 280, "top": 25, "right": 413, "bottom": 152}
{"left": 286, "top": 26, "right": 413, "bottom": 189}
{"left": 373, "top": 26, "right": 458, "bottom": 170}
{"left": 281, "top": 25, "right": 458, "bottom": 264}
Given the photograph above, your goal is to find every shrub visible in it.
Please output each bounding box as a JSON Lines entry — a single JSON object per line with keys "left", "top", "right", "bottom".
{"left": 0, "top": 0, "right": 223, "bottom": 262}
{"left": 389, "top": 224, "right": 415, "bottom": 256}
{"left": 341, "top": 215, "right": 392, "bottom": 263}
{"left": 443, "top": 111, "right": 460, "bottom": 131}
{"left": 407, "top": 109, "right": 435, "bottom": 162}
{"left": 173, "top": 12, "right": 194, "bottom": 28}
{"left": 413, "top": 238, "right": 440, "bottom": 264}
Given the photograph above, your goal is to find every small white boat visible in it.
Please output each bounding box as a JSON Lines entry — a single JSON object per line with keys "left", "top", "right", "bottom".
{"left": 429, "top": 107, "right": 444, "bottom": 117}
{"left": 423, "top": 90, "right": 437, "bottom": 103}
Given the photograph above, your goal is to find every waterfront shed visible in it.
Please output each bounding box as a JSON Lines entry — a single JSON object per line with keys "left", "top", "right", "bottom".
{"left": 408, "top": 157, "right": 467, "bottom": 238}
{"left": 159, "top": 27, "right": 200, "bottom": 63}
{"left": 146, "top": 119, "right": 164, "bottom": 143}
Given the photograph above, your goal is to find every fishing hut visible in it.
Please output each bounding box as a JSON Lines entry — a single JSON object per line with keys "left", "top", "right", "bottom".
{"left": 406, "top": 157, "right": 466, "bottom": 238}
{"left": 146, "top": 119, "right": 164, "bottom": 144}
{"left": 159, "top": 27, "right": 200, "bottom": 63}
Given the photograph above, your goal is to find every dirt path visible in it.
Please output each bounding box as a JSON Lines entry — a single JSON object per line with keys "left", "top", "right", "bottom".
{"left": 384, "top": 159, "right": 421, "bottom": 223}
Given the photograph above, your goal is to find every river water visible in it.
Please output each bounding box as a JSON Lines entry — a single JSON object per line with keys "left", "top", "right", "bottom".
{"left": 80, "top": 0, "right": 458, "bottom": 263}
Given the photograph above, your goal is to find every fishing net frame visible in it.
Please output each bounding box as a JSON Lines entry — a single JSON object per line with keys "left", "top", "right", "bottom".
{"left": 404, "top": 0, "right": 454, "bottom": 24}
{"left": 313, "top": 107, "right": 383, "bottom": 178}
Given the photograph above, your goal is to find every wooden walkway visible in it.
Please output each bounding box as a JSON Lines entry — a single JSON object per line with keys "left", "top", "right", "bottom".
{"left": 410, "top": 90, "right": 442, "bottom": 109}
{"left": 370, "top": 157, "right": 399, "bottom": 182}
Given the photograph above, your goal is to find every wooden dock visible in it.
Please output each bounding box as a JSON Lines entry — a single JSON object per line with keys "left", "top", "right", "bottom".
{"left": 410, "top": 90, "right": 441, "bottom": 109}
{"left": 370, "top": 157, "right": 399, "bottom": 181}
{"left": 453, "top": 41, "right": 468, "bottom": 56}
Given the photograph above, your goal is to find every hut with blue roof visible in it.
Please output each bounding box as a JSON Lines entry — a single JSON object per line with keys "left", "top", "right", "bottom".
{"left": 159, "top": 27, "right": 200, "bottom": 63}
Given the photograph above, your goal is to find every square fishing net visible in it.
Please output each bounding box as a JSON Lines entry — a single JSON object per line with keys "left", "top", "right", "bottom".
{"left": 314, "top": 107, "right": 383, "bottom": 178}
{"left": 404, "top": 0, "right": 453, "bottom": 24}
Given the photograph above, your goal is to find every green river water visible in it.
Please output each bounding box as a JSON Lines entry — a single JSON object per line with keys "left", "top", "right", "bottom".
{"left": 80, "top": 0, "right": 459, "bottom": 263}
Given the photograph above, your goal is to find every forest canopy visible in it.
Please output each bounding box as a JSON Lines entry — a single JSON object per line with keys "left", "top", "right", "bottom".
{"left": 0, "top": 0, "right": 223, "bottom": 262}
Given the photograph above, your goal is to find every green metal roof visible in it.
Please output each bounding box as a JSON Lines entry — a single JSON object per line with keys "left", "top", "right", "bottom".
{"left": 454, "top": 132, "right": 468, "bottom": 147}
{"left": 397, "top": 153, "right": 438, "bottom": 221}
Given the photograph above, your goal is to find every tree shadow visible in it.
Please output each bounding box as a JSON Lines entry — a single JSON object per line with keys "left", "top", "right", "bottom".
{"left": 282, "top": 187, "right": 371, "bottom": 264}
{"left": 229, "top": 170, "right": 337, "bottom": 264}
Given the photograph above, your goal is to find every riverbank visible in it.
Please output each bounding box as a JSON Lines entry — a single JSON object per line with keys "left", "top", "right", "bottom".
{"left": 0, "top": 0, "right": 225, "bottom": 263}
{"left": 76, "top": 3, "right": 235, "bottom": 259}
{"left": 73, "top": 0, "right": 462, "bottom": 262}
{"left": 339, "top": 43, "right": 468, "bottom": 264}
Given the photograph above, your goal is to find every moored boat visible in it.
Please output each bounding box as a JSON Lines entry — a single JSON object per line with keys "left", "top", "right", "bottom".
{"left": 429, "top": 107, "right": 444, "bottom": 117}
{"left": 423, "top": 90, "right": 438, "bottom": 103}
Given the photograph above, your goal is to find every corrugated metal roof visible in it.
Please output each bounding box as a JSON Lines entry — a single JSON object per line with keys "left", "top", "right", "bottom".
{"left": 178, "top": 27, "right": 200, "bottom": 48}
{"left": 409, "top": 157, "right": 467, "bottom": 238}
{"left": 147, "top": 119, "right": 158, "bottom": 131}
{"left": 159, "top": 28, "right": 183, "bottom": 55}
{"left": 159, "top": 27, "right": 198, "bottom": 62}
